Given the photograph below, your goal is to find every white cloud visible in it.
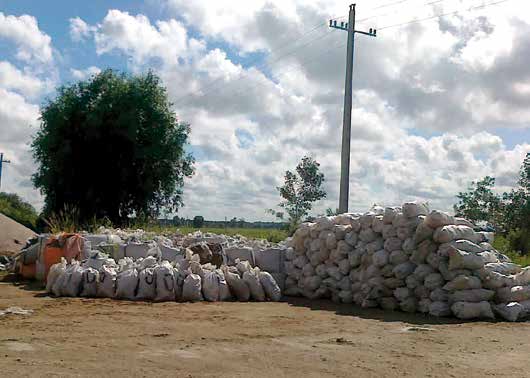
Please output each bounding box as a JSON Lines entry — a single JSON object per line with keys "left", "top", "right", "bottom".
{"left": 3, "top": 2, "right": 530, "bottom": 220}
{"left": 70, "top": 66, "right": 101, "bottom": 80}
{"left": 0, "top": 61, "right": 46, "bottom": 97}
{"left": 81, "top": 2, "right": 530, "bottom": 220}
{"left": 94, "top": 10, "right": 203, "bottom": 66}
{"left": 0, "top": 88, "right": 42, "bottom": 208}
{"left": 0, "top": 12, "right": 53, "bottom": 63}
{"left": 69, "top": 17, "right": 96, "bottom": 42}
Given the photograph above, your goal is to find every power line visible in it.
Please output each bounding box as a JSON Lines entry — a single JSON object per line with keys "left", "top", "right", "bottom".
{"left": 173, "top": 14, "right": 350, "bottom": 107}
{"left": 377, "top": 0, "right": 512, "bottom": 30}
{"left": 174, "top": 28, "right": 336, "bottom": 106}
{"left": 175, "top": 0, "right": 512, "bottom": 110}
{"left": 185, "top": 33, "right": 344, "bottom": 112}
{"left": 356, "top": 0, "right": 449, "bottom": 24}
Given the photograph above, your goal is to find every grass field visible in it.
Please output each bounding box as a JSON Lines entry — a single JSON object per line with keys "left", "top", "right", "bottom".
{"left": 138, "top": 225, "right": 289, "bottom": 243}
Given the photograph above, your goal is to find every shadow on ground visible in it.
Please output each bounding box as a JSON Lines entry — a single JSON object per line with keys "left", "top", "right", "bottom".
{"left": 1, "top": 277, "right": 501, "bottom": 325}
{"left": 1, "top": 276, "right": 46, "bottom": 295}
{"left": 282, "top": 296, "right": 485, "bottom": 325}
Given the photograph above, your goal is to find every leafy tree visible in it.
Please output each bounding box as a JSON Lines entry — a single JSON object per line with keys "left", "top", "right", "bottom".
{"left": 0, "top": 192, "right": 39, "bottom": 230}
{"left": 453, "top": 176, "right": 503, "bottom": 229}
{"left": 503, "top": 153, "right": 530, "bottom": 231}
{"left": 454, "top": 153, "right": 530, "bottom": 254}
{"left": 270, "top": 155, "right": 326, "bottom": 228}
{"left": 193, "top": 215, "right": 204, "bottom": 228}
{"left": 32, "top": 69, "right": 194, "bottom": 225}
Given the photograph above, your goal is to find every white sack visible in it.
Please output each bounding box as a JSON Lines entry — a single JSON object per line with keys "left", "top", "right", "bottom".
{"left": 224, "top": 268, "right": 250, "bottom": 301}
{"left": 429, "top": 301, "right": 452, "bottom": 317}
{"left": 97, "top": 265, "right": 117, "bottom": 298}
{"left": 116, "top": 268, "right": 139, "bottom": 300}
{"left": 182, "top": 273, "right": 203, "bottom": 302}
{"left": 448, "top": 248, "right": 484, "bottom": 271}
{"left": 202, "top": 270, "right": 221, "bottom": 301}
{"left": 46, "top": 258, "right": 67, "bottom": 294}
{"left": 80, "top": 267, "right": 99, "bottom": 297}
{"left": 136, "top": 267, "right": 156, "bottom": 300}
{"left": 433, "top": 225, "right": 479, "bottom": 244}
{"left": 451, "top": 301, "right": 494, "bottom": 319}
{"left": 154, "top": 262, "right": 176, "bottom": 302}
{"left": 443, "top": 275, "right": 482, "bottom": 291}
{"left": 496, "top": 285, "right": 530, "bottom": 303}
{"left": 448, "top": 289, "right": 494, "bottom": 303}
{"left": 62, "top": 262, "right": 85, "bottom": 297}
{"left": 259, "top": 271, "right": 282, "bottom": 301}
{"left": 493, "top": 302, "right": 524, "bottom": 322}
{"left": 243, "top": 268, "right": 266, "bottom": 301}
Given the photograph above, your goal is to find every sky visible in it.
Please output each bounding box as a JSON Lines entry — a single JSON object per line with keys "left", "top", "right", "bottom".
{"left": 0, "top": 0, "right": 529, "bottom": 221}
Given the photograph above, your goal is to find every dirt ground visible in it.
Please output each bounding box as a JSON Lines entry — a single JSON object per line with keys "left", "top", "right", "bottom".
{"left": 1, "top": 280, "right": 530, "bottom": 378}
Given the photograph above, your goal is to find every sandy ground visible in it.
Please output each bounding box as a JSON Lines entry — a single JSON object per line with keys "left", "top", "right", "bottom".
{"left": 0, "top": 213, "right": 36, "bottom": 255}
{"left": 1, "top": 280, "right": 530, "bottom": 378}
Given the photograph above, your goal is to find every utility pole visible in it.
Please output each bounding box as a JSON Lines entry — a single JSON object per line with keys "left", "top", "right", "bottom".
{"left": 0, "top": 152, "right": 11, "bottom": 189}
{"left": 330, "top": 4, "right": 376, "bottom": 213}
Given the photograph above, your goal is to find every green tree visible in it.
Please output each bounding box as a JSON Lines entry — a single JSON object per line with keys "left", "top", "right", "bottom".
{"left": 270, "top": 155, "right": 326, "bottom": 228}
{"left": 193, "top": 215, "right": 204, "bottom": 228}
{"left": 32, "top": 69, "right": 194, "bottom": 225}
{"left": 504, "top": 153, "right": 530, "bottom": 231}
{"left": 0, "top": 192, "right": 39, "bottom": 230}
{"left": 453, "top": 176, "right": 503, "bottom": 229}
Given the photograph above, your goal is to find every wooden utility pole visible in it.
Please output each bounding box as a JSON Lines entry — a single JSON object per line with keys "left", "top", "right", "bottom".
{"left": 329, "top": 4, "right": 376, "bottom": 213}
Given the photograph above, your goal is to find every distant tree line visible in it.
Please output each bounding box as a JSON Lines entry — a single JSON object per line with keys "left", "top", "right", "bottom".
{"left": 165, "top": 215, "right": 286, "bottom": 229}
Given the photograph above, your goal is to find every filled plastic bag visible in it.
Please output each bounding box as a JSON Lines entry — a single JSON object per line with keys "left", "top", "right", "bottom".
{"left": 136, "top": 267, "right": 156, "bottom": 300}
{"left": 202, "top": 270, "right": 221, "bottom": 301}
{"left": 62, "top": 261, "right": 85, "bottom": 297}
{"left": 80, "top": 267, "right": 99, "bottom": 297}
{"left": 223, "top": 266, "right": 250, "bottom": 301}
{"left": 243, "top": 267, "right": 266, "bottom": 301}
{"left": 217, "top": 269, "right": 232, "bottom": 301}
{"left": 116, "top": 267, "right": 139, "bottom": 299}
{"left": 259, "top": 271, "right": 282, "bottom": 301}
{"left": 493, "top": 302, "right": 525, "bottom": 322}
{"left": 154, "top": 261, "right": 176, "bottom": 302}
{"left": 46, "top": 258, "right": 67, "bottom": 293}
{"left": 236, "top": 258, "right": 253, "bottom": 275}
{"left": 173, "top": 265, "right": 186, "bottom": 301}
{"left": 182, "top": 273, "right": 203, "bottom": 302}
{"left": 97, "top": 265, "right": 117, "bottom": 298}
{"left": 451, "top": 301, "right": 494, "bottom": 319}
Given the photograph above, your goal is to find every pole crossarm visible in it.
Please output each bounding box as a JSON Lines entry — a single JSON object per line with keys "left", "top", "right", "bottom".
{"left": 329, "top": 20, "right": 377, "bottom": 37}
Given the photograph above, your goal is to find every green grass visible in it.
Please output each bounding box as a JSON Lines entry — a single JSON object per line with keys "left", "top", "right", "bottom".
{"left": 492, "top": 235, "right": 530, "bottom": 267}
{"left": 135, "top": 224, "right": 288, "bottom": 243}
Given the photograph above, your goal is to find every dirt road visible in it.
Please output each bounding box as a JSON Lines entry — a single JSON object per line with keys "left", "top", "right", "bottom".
{"left": 1, "top": 281, "right": 530, "bottom": 377}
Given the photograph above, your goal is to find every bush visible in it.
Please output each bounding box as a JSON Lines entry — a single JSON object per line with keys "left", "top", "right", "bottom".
{"left": 507, "top": 228, "right": 530, "bottom": 255}
{"left": 493, "top": 234, "right": 530, "bottom": 267}
{"left": 0, "top": 192, "right": 38, "bottom": 230}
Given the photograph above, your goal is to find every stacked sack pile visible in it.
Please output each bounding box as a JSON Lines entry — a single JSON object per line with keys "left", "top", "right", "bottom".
{"left": 284, "top": 202, "right": 530, "bottom": 321}
{"left": 45, "top": 250, "right": 281, "bottom": 303}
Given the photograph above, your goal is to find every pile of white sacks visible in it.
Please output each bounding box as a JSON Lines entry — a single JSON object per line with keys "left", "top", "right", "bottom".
{"left": 284, "top": 202, "right": 530, "bottom": 322}
{"left": 45, "top": 250, "right": 281, "bottom": 302}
